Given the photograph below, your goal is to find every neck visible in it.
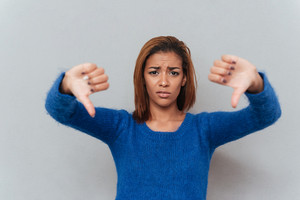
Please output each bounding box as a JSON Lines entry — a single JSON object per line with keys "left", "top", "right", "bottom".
{"left": 148, "top": 103, "right": 184, "bottom": 122}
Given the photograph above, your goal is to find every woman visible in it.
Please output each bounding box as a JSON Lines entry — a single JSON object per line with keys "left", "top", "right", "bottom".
{"left": 45, "top": 36, "right": 281, "bottom": 200}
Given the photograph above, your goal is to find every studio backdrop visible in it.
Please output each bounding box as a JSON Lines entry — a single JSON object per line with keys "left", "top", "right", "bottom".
{"left": 1, "top": 0, "right": 299, "bottom": 199}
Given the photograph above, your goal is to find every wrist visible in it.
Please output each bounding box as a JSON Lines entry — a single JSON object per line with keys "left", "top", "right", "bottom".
{"left": 247, "top": 72, "right": 264, "bottom": 94}
{"left": 59, "top": 73, "right": 73, "bottom": 95}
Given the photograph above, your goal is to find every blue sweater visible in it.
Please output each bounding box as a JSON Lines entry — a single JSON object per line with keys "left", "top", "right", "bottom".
{"left": 45, "top": 72, "right": 281, "bottom": 200}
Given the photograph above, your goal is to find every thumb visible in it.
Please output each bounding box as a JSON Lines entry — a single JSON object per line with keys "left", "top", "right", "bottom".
{"left": 77, "top": 95, "right": 96, "bottom": 117}
{"left": 231, "top": 88, "right": 244, "bottom": 108}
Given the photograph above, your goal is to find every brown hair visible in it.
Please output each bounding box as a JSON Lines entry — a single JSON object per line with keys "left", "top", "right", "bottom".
{"left": 133, "top": 36, "right": 197, "bottom": 123}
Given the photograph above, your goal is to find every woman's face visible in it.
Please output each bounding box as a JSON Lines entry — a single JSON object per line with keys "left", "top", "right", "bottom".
{"left": 144, "top": 51, "right": 186, "bottom": 110}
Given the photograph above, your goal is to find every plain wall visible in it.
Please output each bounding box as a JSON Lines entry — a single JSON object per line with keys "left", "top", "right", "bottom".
{"left": 1, "top": 0, "right": 299, "bottom": 199}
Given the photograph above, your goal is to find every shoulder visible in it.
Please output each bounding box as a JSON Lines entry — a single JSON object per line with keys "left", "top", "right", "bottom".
{"left": 92, "top": 107, "right": 134, "bottom": 138}
{"left": 94, "top": 107, "right": 132, "bottom": 122}
{"left": 185, "top": 112, "right": 211, "bottom": 130}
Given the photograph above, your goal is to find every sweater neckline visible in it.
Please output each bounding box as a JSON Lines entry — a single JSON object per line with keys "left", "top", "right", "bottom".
{"left": 140, "top": 113, "right": 192, "bottom": 140}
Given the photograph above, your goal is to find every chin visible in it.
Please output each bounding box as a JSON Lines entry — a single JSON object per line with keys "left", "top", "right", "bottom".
{"left": 154, "top": 100, "right": 177, "bottom": 109}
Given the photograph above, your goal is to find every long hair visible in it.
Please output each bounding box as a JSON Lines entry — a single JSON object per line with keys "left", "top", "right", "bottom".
{"left": 133, "top": 36, "right": 197, "bottom": 123}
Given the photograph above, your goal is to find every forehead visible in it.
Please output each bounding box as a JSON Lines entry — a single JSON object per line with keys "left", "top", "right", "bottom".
{"left": 145, "top": 51, "right": 182, "bottom": 67}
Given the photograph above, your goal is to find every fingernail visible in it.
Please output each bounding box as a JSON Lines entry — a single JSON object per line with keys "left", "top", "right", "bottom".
{"left": 222, "top": 78, "right": 227, "bottom": 83}
{"left": 230, "top": 66, "right": 235, "bottom": 70}
{"left": 81, "top": 72, "right": 86, "bottom": 75}
{"left": 90, "top": 89, "right": 94, "bottom": 92}
{"left": 83, "top": 75, "right": 89, "bottom": 80}
{"left": 232, "top": 61, "right": 236, "bottom": 64}
{"left": 88, "top": 81, "right": 91, "bottom": 85}
{"left": 227, "top": 71, "right": 232, "bottom": 75}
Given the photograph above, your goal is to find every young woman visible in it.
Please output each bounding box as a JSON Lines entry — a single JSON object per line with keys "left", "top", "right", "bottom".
{"left": 45, "top": 36, "right": 281, "bottom": 200}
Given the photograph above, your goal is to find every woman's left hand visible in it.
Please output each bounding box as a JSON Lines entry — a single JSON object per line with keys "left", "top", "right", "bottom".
{"left": 208, "top": 55, "right": 264, "bottom": 108}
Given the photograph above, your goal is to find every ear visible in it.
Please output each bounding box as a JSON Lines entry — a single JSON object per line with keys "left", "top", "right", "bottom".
{"left": 181, "top": 75, "right": 187, "bottom": 87}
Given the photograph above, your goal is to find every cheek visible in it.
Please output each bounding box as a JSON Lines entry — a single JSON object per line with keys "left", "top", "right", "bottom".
{"left": 144, "top": 78, "right": 154, "bottom": 94}
{"left": 174, "top": 79, "right": 185, "bottom": 96}
{"left": 175, "top": 85, "right": 182, "bottom": 96}
{"left": 144, "top": 76, "right": 156, "bottom": 88}
{"left": 176, "top": 77, "right": 185, "bottom": 89}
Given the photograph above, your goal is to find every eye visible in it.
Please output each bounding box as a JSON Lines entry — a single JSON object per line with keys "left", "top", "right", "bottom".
{"left": 149, "top": 71, "right": 159, "bottom": 75}
{"left": 170, "top": 71, "right": 179, "bottom": 76}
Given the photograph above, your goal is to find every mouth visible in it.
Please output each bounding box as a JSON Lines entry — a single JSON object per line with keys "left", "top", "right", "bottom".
{"left": 156, "top": 91, "right": 171, "bottom": 98}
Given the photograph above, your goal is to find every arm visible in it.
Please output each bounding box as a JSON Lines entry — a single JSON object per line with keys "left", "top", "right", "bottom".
{"left": 206, "top": 55, "right": 281, "bottom": 148}
{"left": 206, "top": 72, "right": 281, "bottom": 148}
{"left": 45, "top": 64, "right": 128, "bottom": 145}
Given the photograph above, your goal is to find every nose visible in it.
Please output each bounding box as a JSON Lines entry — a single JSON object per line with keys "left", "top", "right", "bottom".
{"left": 159, "top": 73, "right": 169, "bottom": 87}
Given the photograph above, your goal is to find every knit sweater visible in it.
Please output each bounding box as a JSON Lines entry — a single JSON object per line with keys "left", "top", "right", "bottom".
{"left": 45, "top": 72, "right": 281, "bottom": 200}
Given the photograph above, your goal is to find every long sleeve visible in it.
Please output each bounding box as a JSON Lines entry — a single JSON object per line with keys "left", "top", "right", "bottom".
{"left": 204, "top": 72, "right": 281, "bottom": 149}
{"left": 45, "top": 72, "right": 129, "bottom": 146}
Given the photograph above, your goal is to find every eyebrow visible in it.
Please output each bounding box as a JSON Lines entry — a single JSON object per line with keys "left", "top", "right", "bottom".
{"left": 148, "top": 66, "right": 181, "bottom": 70}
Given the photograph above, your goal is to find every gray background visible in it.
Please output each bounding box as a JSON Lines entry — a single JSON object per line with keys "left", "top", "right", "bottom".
{"left": 1, "top": 0, "right": 299, "bottom": 199}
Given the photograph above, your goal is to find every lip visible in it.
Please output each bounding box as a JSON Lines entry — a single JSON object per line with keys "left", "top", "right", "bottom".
{"left": 156, "top": 91, "right": 171, "bottom": 98}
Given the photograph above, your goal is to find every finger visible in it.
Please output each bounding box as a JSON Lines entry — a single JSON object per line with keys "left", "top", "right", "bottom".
{"left": 77, "top": 95, "right": 96, "bottom": 117}
{"left": 92, "top": 82, "right": 110, "bottom": 92}
{"left": 213, "top": 60, "right": 232, "bottom": 70}
{"left": 231, "top": 88, "right": 244, "bottom": 108}
{"left": 208, "top": 73, "right": 227, "bottom": 84}
{"left": 80, "top": 63, "right": 98, "bottom": 75}
{"left": 221, "top": 55, "right": 239, "bottom": 65}
{"left": 88, "top": 74, "right": 109, "bottom": 85}
{"left": 210, "top": 66, "right": 232, "bottom": 76}
{"left": 87, "top": 67, "right": 105, "bottom": 79}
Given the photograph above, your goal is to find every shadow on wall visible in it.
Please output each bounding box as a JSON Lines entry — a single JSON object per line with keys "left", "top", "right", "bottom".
{"left": 207, "top": 150, "right": 274, "bottom": 199}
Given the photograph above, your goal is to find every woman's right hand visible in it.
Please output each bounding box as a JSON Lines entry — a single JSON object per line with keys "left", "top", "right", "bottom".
{"left": 60, "top": 63, "right": 109, "bottom": 117}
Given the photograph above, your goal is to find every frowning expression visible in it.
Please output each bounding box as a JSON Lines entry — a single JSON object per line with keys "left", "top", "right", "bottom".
{"left": 144, "top": 51, "right": 186, "bottom": 110}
